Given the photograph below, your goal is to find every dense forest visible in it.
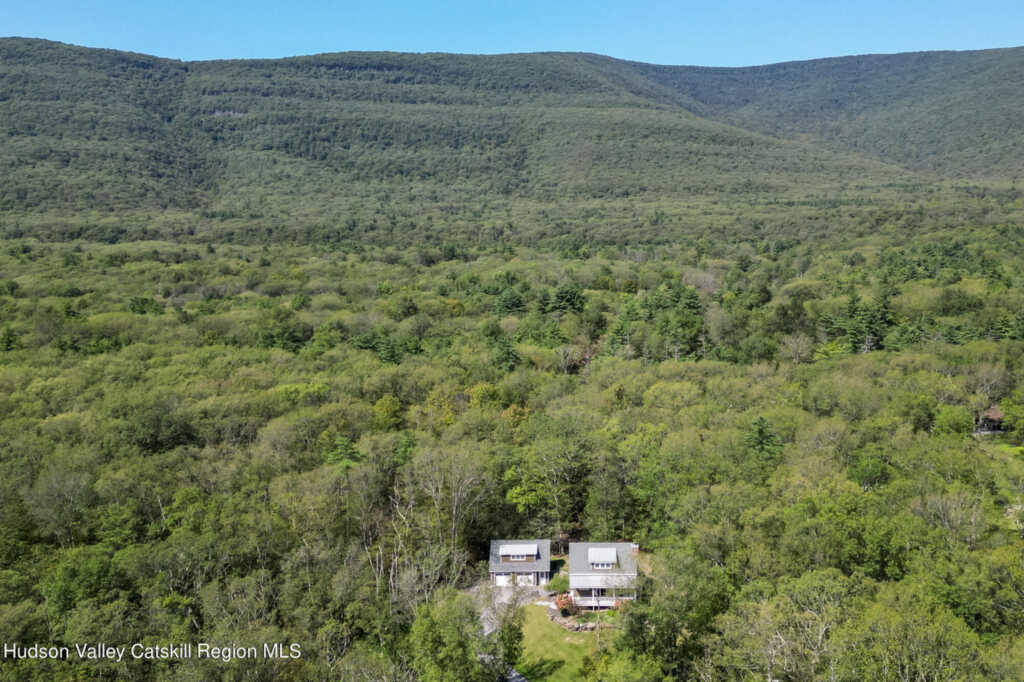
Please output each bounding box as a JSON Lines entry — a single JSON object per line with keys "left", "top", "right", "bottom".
{"left": 2, "top": 38, "right": 1024, "bottom": 680}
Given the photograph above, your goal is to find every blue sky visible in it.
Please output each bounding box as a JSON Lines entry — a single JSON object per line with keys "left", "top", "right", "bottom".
{"left": 3, "top": 1, "right": 1022, "bottom": 66}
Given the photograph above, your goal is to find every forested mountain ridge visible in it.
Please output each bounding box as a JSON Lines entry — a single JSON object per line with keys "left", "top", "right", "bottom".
{"left": 611, "top": 46, "right": 1024, "bottom": 178}
{"left": 2, "top": 38, "right": 1022, "bottom": 247}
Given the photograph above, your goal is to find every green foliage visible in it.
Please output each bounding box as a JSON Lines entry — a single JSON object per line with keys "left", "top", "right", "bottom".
{"left": 0, "top": 327, "right": 22, "bottom": 351}
{"left": 12, "top": 38, "right": 1018, "bottom": 252}
{"left": 553, "top": 282, "right": 585, "bottom": 315}
{"left": 0, "top": 232, "right": 1021, "bottom": 675}
{"left": 702, "top": 569, "right": 871, "bottom": 681}
{"left": 933, "top": 404, "right": 975, "bottom": 435}
{"left": 2, "top": 38, "right": 1024, "bottom": 679}
{"left": 372, "top": 394, "right": 403, "bottom": 431}
{"left": 494, "top": 599, "right": 526, "bottom": 671}
{"left": 114, "top": 398, "right": 198, "bottom": 454}
{"left": 409, "top": 589, "right": 494, "bottom": 682}
{"left": 618, "top": 551, "right": 733, "bottom": 678}
{"left": 128, "top": 296, "right": 163, "bottom": 315}
{"left": 546, "top": 573, "right": 569, "bottom": 593}
{"left": 849, "top": 448, "right": 893, "bottom": 489}
{"left": 742, "top": 416, "right": 784, "bottom": 481}
{"left": 41, "top": 546, "right": 126, "bottom": 620}
{"left": 0, "top": 236, "right": 1021, "bottom": 676}
{"left": 919, "top": 547, "right": 1024, "bottom": 637}
{"left": 492, "top": 336, "right": 521, "bottom": 372}
{"left": 255, "top": 307, "right": 312, "bottom": 352}
{"left": 494, "top": 288, "right": 525, "bottom": 315}
{"left": 321, "top": 435, "right": 363, "bottom": 471}
{"left": 583, "top": 650, "right": 668, "bottom": 682}
{"left": 833, "top": 583, "right": 985, "bottom": 681}
{"left": 936, "top": 287, "right": 985, "bottom": 316}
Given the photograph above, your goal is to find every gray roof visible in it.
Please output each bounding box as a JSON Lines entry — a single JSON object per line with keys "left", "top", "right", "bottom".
{"left": 500, "top": 543, "right": 538, "bottom": 556}
{"left": 568, "top": 543, "right": 638, "bottom": 576}
{"left": 489, "top": 539, "right": 551, "bottom": 574}
{"left": 588, "top": 547, "right": 617, "bottom": 564}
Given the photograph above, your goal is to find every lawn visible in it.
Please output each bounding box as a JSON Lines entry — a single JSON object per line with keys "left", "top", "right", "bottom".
{"left": 518, "top": 604, "right": 614, "bottom": 682}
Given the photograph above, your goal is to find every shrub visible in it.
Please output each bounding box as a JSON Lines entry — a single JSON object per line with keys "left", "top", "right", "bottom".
{"left": 554, "top": 592, "right": 576, "bottom": 616}
{"left": 547, "top": 574, "right": 569, "bottom": 593}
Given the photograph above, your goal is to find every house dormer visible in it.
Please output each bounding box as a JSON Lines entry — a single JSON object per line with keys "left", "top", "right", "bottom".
{"left": 499, "top": 543, "right": 538, "bottom": 562}
{"left": 588, "top": 547, "right": 617, "bottom": 570}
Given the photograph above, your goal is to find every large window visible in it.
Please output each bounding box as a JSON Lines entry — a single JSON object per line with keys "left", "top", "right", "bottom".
{"left": 591, "top": 562, "right": 613, "bottom": 570}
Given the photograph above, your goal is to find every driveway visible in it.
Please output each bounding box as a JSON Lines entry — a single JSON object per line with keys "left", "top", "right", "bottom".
{"left": 475, "top": 584, "right": 546, "bottom": 635}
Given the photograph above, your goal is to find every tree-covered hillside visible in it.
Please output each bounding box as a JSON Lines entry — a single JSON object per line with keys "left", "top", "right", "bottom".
{"left": 3, "top": 37, "right": 1024, "bottom": 681}
{"left": 615, "top": 47, "right": 1024, "bottom": 178}
{"left": 3, "top": 224, "right": 1024, "bottom": 679}
{"left": 5, "top": 38, "right": 1024, "bottom": 248}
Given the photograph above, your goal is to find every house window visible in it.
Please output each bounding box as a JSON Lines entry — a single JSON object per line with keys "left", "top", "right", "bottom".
{"left": 508, "top": 554, "right": 529, "bottom": 561}
{"left": 591, "top": 562, "right": 613, "bottom": 570}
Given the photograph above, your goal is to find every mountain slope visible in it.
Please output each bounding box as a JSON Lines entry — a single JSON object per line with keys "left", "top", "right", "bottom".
{"left": 0, "top": 39, "right": 208, "bottom": 211}
{"left": 609, "top": 47, "right": 1024, "bottom": 178}
{"left": 0, "top": 38, "right": 1020, "bottom": 245}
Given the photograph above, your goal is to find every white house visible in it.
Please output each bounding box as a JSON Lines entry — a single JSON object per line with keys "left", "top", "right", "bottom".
{"left": 568, "top": 542, "right": 638, "bottom": 608}
{"left": 489, "top": 539, "right": 551, "bottom": 586}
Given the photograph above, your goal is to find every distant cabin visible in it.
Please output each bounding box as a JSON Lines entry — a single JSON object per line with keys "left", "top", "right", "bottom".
{"left": 568, "top": 542, "right": 638, "bottom": 609}
{"left": 489, "top": 540, "right": 551, "bottom": 586}
{"left": 978, "top": 404, "right": 1004, "bottom": 433}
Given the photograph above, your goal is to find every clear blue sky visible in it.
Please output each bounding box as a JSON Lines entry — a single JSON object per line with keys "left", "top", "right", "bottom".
{"left": 3, "top": 0, "right": 1022, "bottom": 66}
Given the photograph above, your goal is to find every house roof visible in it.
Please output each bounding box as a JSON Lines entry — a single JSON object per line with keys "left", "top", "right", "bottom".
{"left": 984, "top": 404, "right": 1004, "bottom": 420}
{"left": 499, "top": 543, "right": 538, "bottom": 556}
{"left": 569, "top": 543, "right": 637, "bottom": 576}
{"left": 571, "top": 574, "right": 637, "bottom": 589}
{"left": 588, "top": 547, "right": 617, "bottom": 564}
{"left": 489, "top": 539, "right": 550, "bottom": 574}
{"left": 569, "top": 543, "right": 638, "bottom": 590}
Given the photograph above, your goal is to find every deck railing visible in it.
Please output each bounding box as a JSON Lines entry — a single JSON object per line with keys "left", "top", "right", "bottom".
{"left": 572, "top": 595, "right": 634, "bottom": 608}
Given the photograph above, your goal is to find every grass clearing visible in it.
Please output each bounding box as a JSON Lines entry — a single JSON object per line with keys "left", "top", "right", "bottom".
{"left": 519, "top": 604, "right": 614, "bottom": 681}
